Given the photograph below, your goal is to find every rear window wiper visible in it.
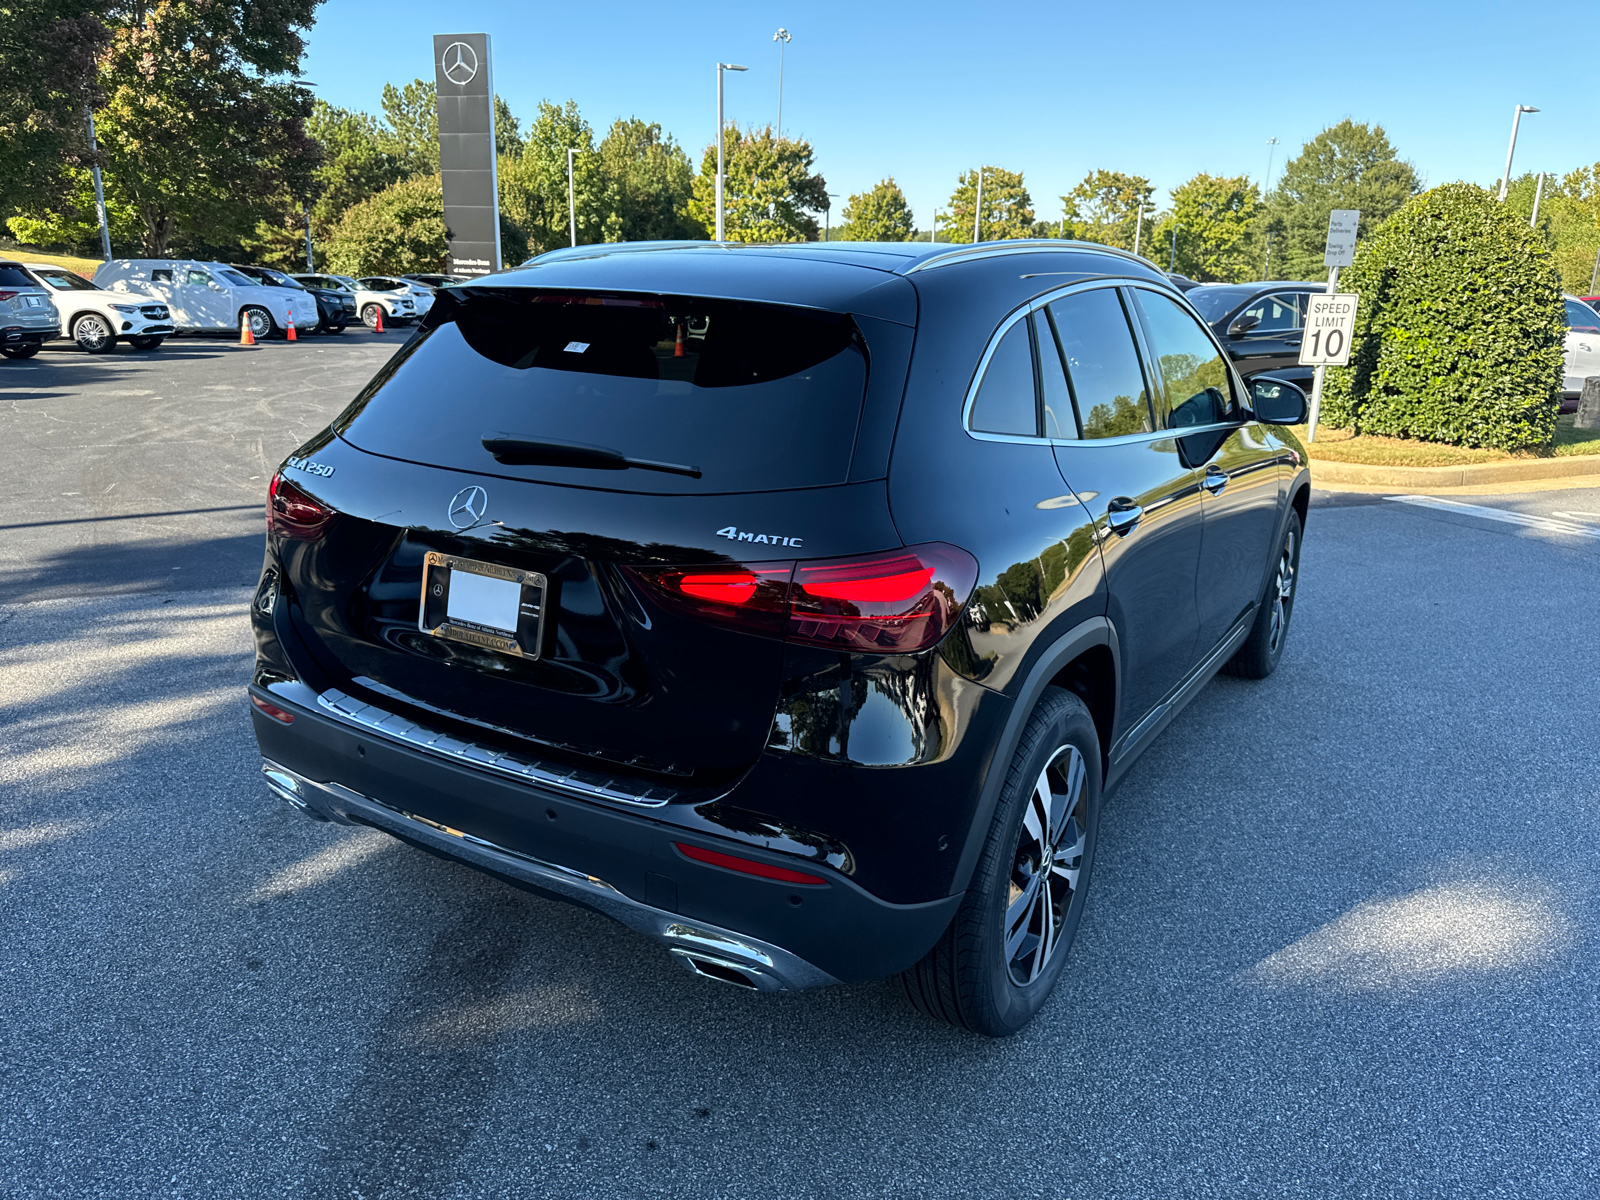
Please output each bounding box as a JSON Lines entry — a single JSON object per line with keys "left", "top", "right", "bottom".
{"left": 481, "top": 433, "right": 701, "bottom": 479}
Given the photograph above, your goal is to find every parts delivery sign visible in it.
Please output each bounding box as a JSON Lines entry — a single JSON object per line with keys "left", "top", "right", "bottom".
{"left": 1299, "top": 293, "right": 1360, "bottom": 368}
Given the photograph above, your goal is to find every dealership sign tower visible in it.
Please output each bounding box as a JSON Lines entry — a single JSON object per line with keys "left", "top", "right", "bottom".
{"left": 433, "top": 33, "right": 501, "bottom": 277}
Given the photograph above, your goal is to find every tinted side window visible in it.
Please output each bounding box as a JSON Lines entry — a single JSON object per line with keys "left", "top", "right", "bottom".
{"left": 151, "top": 269, "right": 173, "bottom": 283}
{"left": 1566, "top": 299, "right": 1600, "bottom": 330}
{"left": 1048, "top": 289, "right": 1152, "bottom": 440}
{"left": 1240, "top": 292, "right": 1302, "bottom": 332}
{"left": 1137, "top": 291, "right": 1237, "bottom": 429}
{"left": 184, "top": 268, "right": 212, "bottom": 286}
{"left": 969, "top": 319, "right": 1039, "bottom": 437}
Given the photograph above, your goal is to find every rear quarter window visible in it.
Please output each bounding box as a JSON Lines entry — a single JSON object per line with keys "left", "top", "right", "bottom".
{"left": 335, "top": 290, "right": 872, "bottom": 495}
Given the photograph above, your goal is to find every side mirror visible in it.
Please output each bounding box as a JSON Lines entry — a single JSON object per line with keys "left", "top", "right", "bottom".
{"left": 1250, "top": 378, "right": 1308, "bottom": 425}
{"left": 1228, "top": 313, "right": 1262, "bottom": 338}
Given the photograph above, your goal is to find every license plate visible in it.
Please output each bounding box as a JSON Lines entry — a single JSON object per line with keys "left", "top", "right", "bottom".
{"left": 24, "top": 295, "right": 44, "bottom": 308}
{"left": 418, "top": 553, "right": 546, "bottom": 658}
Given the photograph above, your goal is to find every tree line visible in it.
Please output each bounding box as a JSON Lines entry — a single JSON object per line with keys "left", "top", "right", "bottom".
{"left": 4, "top": 3, "right": 1598, "bottom": 292}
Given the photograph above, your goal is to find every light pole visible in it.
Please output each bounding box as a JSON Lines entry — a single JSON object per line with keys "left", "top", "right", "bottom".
{"left": 716, "top": 62, "right": 748, "bottom": 242}
{"left": 823, "top": 191, "right": 838, "bottom": 241}
{"left": 972, "top": 168, "right": 984, "bottom": 243}
{"left": 567, "top": 148, "right": 577, "bottom": 247}
{"left": 1169, "top": 223, "right": 1177, "bottom": 272}
{"left": 1133, "top": 205, "right": 1151, "bottom": 257}
{"left": 930, "top": 208, "right": 939, "bottom": 243}
{"left": 1530, "top": 172, "right": 1546, "bottom": 229}
{"left": 83, "top": 105, "right": 112, "bottom": 261}
{"left": 291, "top": 80, "right": 317, "bottom": 269}
{"left": 1263, "top": 136, "right": 1280, "bottom": 193}
{"left": 1498, "top": 104, "right": 1538, "bottom": 201}
{"left": 773, "top": 29, "right": 790, "bottom": 136}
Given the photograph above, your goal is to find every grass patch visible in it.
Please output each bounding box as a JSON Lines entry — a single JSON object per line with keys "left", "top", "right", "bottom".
{"left": 1294, "top": 415, "right": 1600, "bottom": 467}
{"left": 0, "top": 244, "right": 106, "bottom": 278}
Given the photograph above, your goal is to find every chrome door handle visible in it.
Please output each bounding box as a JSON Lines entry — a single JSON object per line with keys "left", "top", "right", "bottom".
{"left": 1202, "top": 468, "right": 1228, "bottom": 494}
{"left": 1105, "top": 499, "right": 1143, "bottom": 537}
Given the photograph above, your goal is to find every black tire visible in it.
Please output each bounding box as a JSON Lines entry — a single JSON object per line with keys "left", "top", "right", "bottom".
{"left": 72, "top": 312, "right": 118, "bottom": 353}
{"left": 240, "top": 306, "right": 275, "bottom": 340}
{"left": 127, "top": 336, "right": 165, "bottom": 351}
{"left": 1, "top": 344, "right": 41, "bottom": 359}
{"left": 902, "top": 686, "right": 1101, "bottom": 1037}
{"left": 1225, "top": 509, "right": 1303, "bottom": 680}
{"left": 361, "top": 304, "right": 382, "bottom": 329}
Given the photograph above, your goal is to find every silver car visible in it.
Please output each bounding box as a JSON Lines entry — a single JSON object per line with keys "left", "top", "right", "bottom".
{"left": 0, "top": 260, "right": 61, "bottom": 360}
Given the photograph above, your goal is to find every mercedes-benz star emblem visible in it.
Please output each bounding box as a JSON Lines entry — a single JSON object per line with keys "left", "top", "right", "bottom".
{"left": 441, "top": 41, "right": 479, "bottom": 86}
{"left": 447, "top": 485, "right": 488, "bottom": 529}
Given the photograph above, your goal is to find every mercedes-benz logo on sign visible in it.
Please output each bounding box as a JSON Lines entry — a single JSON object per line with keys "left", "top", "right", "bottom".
{"left": 441, "top": 40, "right": 479, "bottom": 86}
{"left": 447, "top": 485, "right": 488, "bottom": 529}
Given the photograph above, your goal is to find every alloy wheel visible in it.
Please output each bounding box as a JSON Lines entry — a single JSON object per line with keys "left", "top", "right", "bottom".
{"left": 1005, "top": 743, "right": 1089, "bottom": 986}
{"left": 75, "top": 314, "right": 111, "bottom": 351}
{"left": 246, "top": 307, "right": 273, "bottom": 339}
{"left": 1267, "top": 529, "right": 1297, "bottom": 655}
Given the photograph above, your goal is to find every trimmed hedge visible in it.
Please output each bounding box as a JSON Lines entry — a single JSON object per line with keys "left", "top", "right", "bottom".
{"left": 1321, "top": 182, "right": 1565, "bottom": 450}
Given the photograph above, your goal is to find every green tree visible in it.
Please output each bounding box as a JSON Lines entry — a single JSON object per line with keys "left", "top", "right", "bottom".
{"left": 0, "top": 0, "right": 109, "bottom": 216}
{"left": 1149, "top": 173, "right": 1262, "bottom": 282}
{"left": 1258, "top": 120, "right": 1420, "bottom": 281}
{"left": 322, "top": 174, "right": 447, "bottom": 275}
{"left": 835, "top": 178, "right": 915, "bottom": 241}
{"left": 938, "top": 167, "right": 1034, "bottom": 243}
{"left": 498, "top": 99, "right": 605, "bottom": 257}
{"left": 1504, "top": 167, "right": 1600, "bottom": 294}
{"left": 1059, "top": 169, "right": 1154, "bottom": 249}
{"left": 378, "top": 79, "right": 437, "bottom": 175}
{"left": 92, "top": 0, "right": 323, "bottom": 256}
{"left": 594, "top": 117, "right": 699, "bottom": 242}
{"left": 5, "top": 166, "right": 141, "bottom": 253}
{"left": 688, "top": 126, "right": 827, "bottom": 243}
{"left": 305, "top": 100, "right": 401, "bottom": 236}
{"left": 1321, "top": 183, "right": 1564, "bottom": 450}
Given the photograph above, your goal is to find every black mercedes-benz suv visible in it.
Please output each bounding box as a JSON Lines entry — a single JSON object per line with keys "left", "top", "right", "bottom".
{"left": 249, "top": 239, "right": 1310, "bottom": 1036}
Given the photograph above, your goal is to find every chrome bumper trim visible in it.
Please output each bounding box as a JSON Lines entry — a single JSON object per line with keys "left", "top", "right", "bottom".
{"left": 315, "top": 687, "right": 675, "bottom": 808}
{"left": 259, "top": 758, "right": 840, "bottom": 992}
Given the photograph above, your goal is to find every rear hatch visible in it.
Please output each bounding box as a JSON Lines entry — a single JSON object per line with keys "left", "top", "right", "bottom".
{"left": 273, "top": 279, "right": 916, "bottom": 791}
{"left": 0, "top": 264, "right": 58, "bottom": 328}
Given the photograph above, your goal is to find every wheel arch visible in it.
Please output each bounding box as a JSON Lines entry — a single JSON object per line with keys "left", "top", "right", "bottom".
{"left": 946, "top": 616, "right": 1119, "bottom": 897}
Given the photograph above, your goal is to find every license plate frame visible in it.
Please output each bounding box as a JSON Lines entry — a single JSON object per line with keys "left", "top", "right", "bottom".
{"left": 418, "top": 552, "right": 547, "bottom": 659}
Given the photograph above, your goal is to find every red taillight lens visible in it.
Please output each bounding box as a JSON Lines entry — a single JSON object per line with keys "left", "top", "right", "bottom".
{"left": 626, "top": 543, "right": 978, "bottom": 654}
{"left": 789, "top": 543, "right": 978, "bottom": 653}
{"left": 0, "top": 291, "right": 17, "bottom": 302}
{"left": 249, "top": 694, "right": 295, "bottom": 724}
{"left": 673, "top": 842, "right": 826, "bottom": 885}
{"left": 622, "top": 562, "right": 792, "bottom": 636}
{"left": 267, "top": 471, "right": 336, "bottom": 541}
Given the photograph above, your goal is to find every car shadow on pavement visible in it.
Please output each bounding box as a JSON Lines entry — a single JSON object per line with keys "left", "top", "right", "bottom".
{"left": 0, "top": 529, "right": 265, "bottom": 606}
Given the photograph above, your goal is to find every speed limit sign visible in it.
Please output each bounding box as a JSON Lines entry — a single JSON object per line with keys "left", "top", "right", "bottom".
{"left": 1299, "top": 293, "right": 1360, "bottom": 367}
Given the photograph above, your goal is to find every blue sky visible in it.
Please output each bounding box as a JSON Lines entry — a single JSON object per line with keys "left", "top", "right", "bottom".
{"left": 303, "top": 0, "right": 1599, "bottom": 227}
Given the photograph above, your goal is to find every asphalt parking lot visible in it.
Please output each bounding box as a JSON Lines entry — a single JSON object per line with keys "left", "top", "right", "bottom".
{"left": 2, "top": 336, "right": 1598, "bottom": 1199}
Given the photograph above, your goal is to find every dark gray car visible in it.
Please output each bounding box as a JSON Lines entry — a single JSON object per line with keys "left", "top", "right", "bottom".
{"left": 1187, "top": 282, "right": 1324, "bottom": 392}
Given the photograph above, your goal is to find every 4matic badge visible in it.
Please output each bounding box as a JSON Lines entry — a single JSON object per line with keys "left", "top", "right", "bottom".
{"left": 715, "top": 526, "right": 803, "bottom": 548}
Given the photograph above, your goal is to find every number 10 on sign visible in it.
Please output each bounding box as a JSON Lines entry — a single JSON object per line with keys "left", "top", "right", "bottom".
{"left": 1299, "top": 293, "right": 1359, "bottom": 367}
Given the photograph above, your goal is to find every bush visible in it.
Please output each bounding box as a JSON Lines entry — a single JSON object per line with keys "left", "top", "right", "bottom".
{"left": 1321, "top": 182, "right": 1565, "bottom": 450}
{"left": 323, "top": 174, "right": 447, "bottom": 277}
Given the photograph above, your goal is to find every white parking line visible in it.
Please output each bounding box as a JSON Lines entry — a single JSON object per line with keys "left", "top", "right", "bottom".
{"left": 1386, "top": 495, "right": 1600, "bottom": 540}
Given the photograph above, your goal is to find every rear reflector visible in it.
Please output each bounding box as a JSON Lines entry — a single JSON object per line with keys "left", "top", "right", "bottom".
{"left": 250, "top": 694, "right": 296, "bottom": 724}
{"left": 625, "top": 543, "right": 978, "bottom": 654}
{"left": 267, "top": 471, "right": 337, "bottom": 541}
{"left": 673, "top": 842, "right": 826, "bottom": 885}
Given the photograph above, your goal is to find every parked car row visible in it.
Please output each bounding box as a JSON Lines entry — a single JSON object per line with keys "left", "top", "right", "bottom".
{"left": 0, "top": 257, "right": 465, "bottom": 357}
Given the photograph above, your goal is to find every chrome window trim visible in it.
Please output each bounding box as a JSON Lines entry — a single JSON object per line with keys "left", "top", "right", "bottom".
{"left": 963, "top": 276, "right": 1251, "bottom": 446}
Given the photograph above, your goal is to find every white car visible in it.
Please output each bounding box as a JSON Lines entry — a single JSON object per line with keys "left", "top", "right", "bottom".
{"left": 24, "top": 263, "right": 174, "bottom": 353}
{"left": 1563, "top": 295, "right": 1600, "bottom": 409}
{"left": 294, "top": 273, "right": 417, "bottom": 328}
{"left": 359, "top": 275, "right": 435, "bottom": 320}
{"left": 95, "top": 259, "right": 316, "bottom": 340}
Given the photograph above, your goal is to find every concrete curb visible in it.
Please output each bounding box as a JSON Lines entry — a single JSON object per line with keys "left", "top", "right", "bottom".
{"left": 1307, "top": 453, "right": 1600, "bottom": 488}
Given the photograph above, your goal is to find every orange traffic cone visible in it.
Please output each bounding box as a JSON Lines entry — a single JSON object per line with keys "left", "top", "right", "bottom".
{"left": 286, "top": 307, "right": 297, "bottom": 342}
{"left": 239, "top": 312, "right": 256, "bottom": 347}
{"left": 373, "top": 305, "right": 385, "bottom": 333}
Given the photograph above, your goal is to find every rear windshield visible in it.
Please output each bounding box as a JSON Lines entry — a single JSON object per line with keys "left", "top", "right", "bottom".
{"left": 0, "top": 265, "right": 39, "bottom": 288}
{"left": 334, "top": 290, "right": 869, "bottom": 494}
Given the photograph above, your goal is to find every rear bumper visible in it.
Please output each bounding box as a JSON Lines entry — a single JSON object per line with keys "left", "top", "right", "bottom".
{"left": 2, "top": 324, "right": 59, "bottom": 344}
{"left": 248, "top": 681, "right": 961, "bottom": 988}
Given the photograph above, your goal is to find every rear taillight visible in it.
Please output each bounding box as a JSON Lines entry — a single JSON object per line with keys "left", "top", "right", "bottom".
{"left": 0, "top": 291, "right": 16, "bottom": 303}
{"left": 249, "top": 694, "right": 296, "bottom": 724}
{"left": 789, "top": 544, "right": 977, "bottom": 653}
{"left": 267, "top": 472, "right": 337, "bottom": 541}
{"left": 625, "top": 543, "right": 977, "bottom": 654}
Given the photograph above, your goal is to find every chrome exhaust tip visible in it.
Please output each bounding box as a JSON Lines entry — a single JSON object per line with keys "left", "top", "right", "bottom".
{"left": 261, "top": 760, "right": 331, "bottom": 822}
{"left": 672, "top": 951, "right": 763, "bottom": 990}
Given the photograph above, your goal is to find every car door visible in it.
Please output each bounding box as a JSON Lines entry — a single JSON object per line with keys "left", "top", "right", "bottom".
{"left": 1225, "top": 290, "right": 1309, "bottom": 387}
{"left": 1132, "top": 287, "right": 1285, "bottom": 656}
{"left": 1564, "top": 299, "right": 1600, "bottom": 395}
{"left": 181, "top": 266, "right": 230, "bottom": 329}
{"left": 1047, "top": 283, "right": 1206, "bottom": 732}
{"left": 144, "top": 266, "right": 187, "bottom": 325}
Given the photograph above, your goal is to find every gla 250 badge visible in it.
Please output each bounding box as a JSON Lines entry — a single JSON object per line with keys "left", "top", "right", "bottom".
{"left": 716, "top": 526, "right": 803, "bottom": 548}
{"left": 285, "top": 455, "right": 335, "bottom": 478}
